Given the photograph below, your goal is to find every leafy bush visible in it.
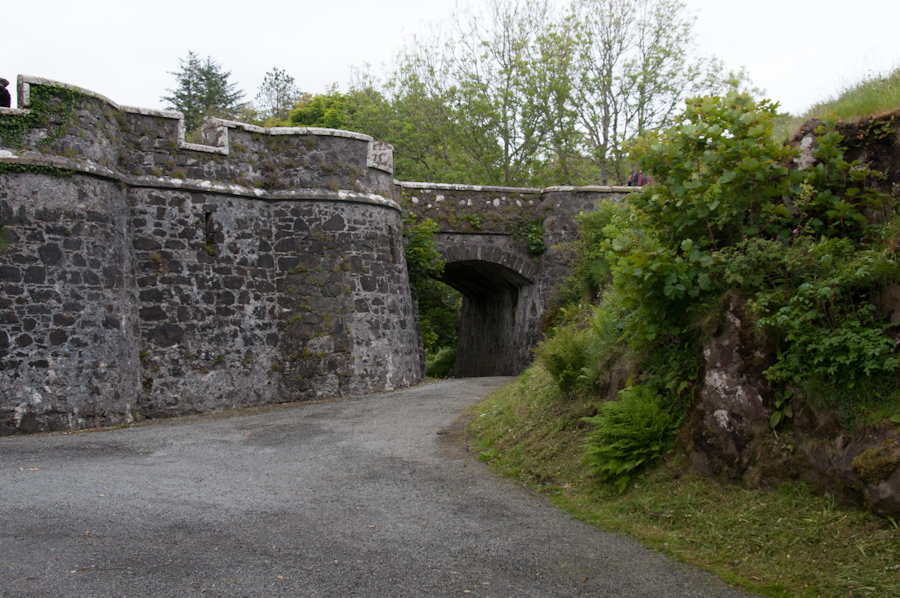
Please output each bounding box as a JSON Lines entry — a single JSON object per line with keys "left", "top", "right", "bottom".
{"left": 402, "top": 212, "right": 444, "bottom": 294}
{"left": 505, "top": 200, "right": 550, "bottom": 256}
{"left": 534, "top": 324, "right": 594, "bottom": 395}
{"left": 583, "top": 385, "right": 683, "bottom": 492}
{"left": 548, "top": 201, "right": 629, "bottom": 311}
{"left": 621, "top": 93, "right": 898, "bottom": 394}
{"left": 417, "top": 278, "right": 461, "bottom": 353}
{"left": 426, "top": 346, "right": 457, "bottom": 378}
{"left": 535, "top": 298, "right": 632, "bottom": 397}
{"left": 538, "top": 92, "right": 898, "bottom": 495}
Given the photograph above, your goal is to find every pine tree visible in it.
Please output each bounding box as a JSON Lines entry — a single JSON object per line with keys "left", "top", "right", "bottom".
{"left": 162, "top": 51, "right": 244, "bottom": 132}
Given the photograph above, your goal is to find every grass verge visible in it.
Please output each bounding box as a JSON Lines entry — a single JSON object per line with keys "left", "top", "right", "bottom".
{"left": 466, "top": 366, "right": 900, "bottom": 598}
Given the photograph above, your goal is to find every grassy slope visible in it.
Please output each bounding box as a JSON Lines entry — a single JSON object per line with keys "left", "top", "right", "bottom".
{"left": 806, "top": 67, "right": 900, "bottom": 122}
{"left": 466, "top": 367, "right": 900, "bottom": 598}
{"left": 776, "top": 66, "right": 900, "bottom": 141}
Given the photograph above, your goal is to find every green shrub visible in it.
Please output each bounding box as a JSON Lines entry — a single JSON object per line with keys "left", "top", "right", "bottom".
{"left": 534, "top": 322, "right": 595, "bottom": 395}
{"left": 426, "top": 346, "right": 456, "bottom": 378}
{"left": 619, "top": 93, "right": 898, "bottom": 406}
{"left": 417, "top": 279, "right": 461, "bottom": 353}
{"left": 402, "top": 212, "right": 444, "bottom": 295}
{"left": 801, "top": 372, "right": 900, "bottom": 429}
{"left": 583, "top": 385, "right": 683, "bottom": 493}
{"left": 544, "top": 92, "right": 898, "bottom": 438}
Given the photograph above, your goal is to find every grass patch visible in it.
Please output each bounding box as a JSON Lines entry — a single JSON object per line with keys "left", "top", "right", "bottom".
{"left": 807, "top": 66, "right": 900, "bottom": 123}
{"left": 466, "top": 367, "right": 900, "bottom": 598}
{"left": 774, "top": 65, "right": 900, "bottom": 141}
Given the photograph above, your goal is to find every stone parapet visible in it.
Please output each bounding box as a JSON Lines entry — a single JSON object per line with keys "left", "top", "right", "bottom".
{"left": 1, "top": 76, "right": 396, "bottom": 199}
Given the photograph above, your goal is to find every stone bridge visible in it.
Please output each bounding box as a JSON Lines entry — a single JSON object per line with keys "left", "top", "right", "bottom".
{"left": 399, "top": 182, "right": 628, "bottom": 377}
{"left": 0, "top": 75, "right": 628, "bottom": 434}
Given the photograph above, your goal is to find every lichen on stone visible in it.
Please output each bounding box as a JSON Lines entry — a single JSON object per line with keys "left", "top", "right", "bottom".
{"left": 852, "top": 439, "right": 900, "bottom": 485}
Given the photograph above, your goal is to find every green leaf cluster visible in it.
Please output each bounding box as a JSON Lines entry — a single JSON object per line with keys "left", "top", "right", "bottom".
{"left": 0, "top": 84, "right": 80, "bottom": 150}
{"left": 336, "top": 0, "right": 755, "bottom": 186}
{"left": 535, "top": 323, "right": 595, "bottom": 395}
{"left": 583, "top": 384, "right": 683, "bottom": 493}
{"left": 506, "top": 215, "right": 547, "bottom": 256}
{"left": 418, "top": 278, "right": 462, "bottom": 354}
{"left": 288, "top": 91, "right": 349, "bottom": 130}
{"left": 400, "top": 212, "right": 463, "bottom": 359}
{"left": 614, "top": 93, "right": 899, "bottom": 393}
{"left": 426, "top": 345, "right": 457, "bottom": 378}
{"left": 401, "top": 212, "right": 444, "bottom": 293}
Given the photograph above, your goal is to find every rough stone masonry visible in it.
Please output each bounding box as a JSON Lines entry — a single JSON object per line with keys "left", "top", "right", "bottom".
{"left": 0, "top": 76, "right": 422, "bottom": 433}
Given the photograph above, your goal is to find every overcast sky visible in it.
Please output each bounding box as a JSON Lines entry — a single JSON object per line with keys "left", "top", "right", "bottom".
{"left": 6, "top": 0, "right": 900, "bottom": 116}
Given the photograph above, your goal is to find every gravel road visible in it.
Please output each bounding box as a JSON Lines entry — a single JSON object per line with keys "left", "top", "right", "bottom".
{"left": 1, "top": 377, "right": 755, "bottom": 597}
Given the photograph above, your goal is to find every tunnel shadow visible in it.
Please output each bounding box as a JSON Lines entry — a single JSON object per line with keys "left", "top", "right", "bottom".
{"left": 438, "top": 259, "right": 540, "bottom": 377}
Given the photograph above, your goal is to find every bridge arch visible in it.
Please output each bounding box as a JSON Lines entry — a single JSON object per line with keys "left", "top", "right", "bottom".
{"left": 434, "top": 233, "right": 543, "bottom": 376}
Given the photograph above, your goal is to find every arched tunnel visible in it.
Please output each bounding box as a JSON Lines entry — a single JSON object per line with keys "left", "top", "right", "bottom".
{"left": 437, "top": 257, "right": 543, "bottom": 377}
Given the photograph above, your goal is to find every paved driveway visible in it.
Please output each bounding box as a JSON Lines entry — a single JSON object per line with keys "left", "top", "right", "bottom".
{"left": 1, "top": 378, "right": 754, "bottom": 597}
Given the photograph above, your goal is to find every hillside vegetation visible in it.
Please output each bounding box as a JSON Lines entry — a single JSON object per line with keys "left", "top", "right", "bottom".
{"left": 808, "top": 66, "right": 900, "bottom": 123}
{"left": 467, "top": 369, "right": 900, "bottom": 598}
{"left": 776, "top": 66, "right": 900, "bottom": 142}
{"left": 467, "top": 91, "right": 900, "bottom": 597}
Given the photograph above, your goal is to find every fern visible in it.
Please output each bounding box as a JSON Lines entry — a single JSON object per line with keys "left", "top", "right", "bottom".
{"left": 583, "top": 385, "right": 683, "bottom": 492}
{"left": 535, "top": 325, "right": 593, "bottom": 395}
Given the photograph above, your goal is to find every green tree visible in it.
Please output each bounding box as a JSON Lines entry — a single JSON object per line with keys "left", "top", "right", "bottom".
{"left": 539, "top": 93, "right": 898, "bottom": 430}
{"left": 345, "top": 0, "right": 753, "bottom": 186}
{"left": 400, "top": 212, "right": 461, "bottom": 358}
{"left": 255, "top": 67, "right": 304, "bottom": 124}
{"left": 618, "top": 93, "right": 898, "bottom": 389}
{"left": 287, "top": 87, "right": 349, "bottom": 129}
{"left": 570, "top": 0, "right": 754, "bottom": 182}
{"left": 451, "top": 0, "right": 558, "bottom": 185}
{"left": 347, "top": 0, "right": 577, "bottom": 186}
{"left": 351, "top": 43, "right": 482, "bottom": 183}
{"left": 162, "top": 51, "right": 245, "bottom": 132}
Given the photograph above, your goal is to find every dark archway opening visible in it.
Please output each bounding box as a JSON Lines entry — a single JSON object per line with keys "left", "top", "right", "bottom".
{"left": 417, "top": 279, "right": 462, "bottom": 378}
{"left": 438, "top": 260, "right": 538, "bottom": 377}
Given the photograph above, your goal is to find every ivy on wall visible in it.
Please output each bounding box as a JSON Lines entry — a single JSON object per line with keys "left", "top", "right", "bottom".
{"left": 0, "top": 84, "right": 80, "bottom": 150}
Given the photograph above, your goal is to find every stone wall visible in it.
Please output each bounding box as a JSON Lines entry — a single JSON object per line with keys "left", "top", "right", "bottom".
{"left": 0, "top": 173, "right": 140, "bottom": 433}
{"left": 129, "top": 187, "right": 417, "bottom": 418}
{"left": 687, "top": 292, "right": 900, "bottom": 517}
{"left": 0, "top": 76, "right": 422, "bottom": 434}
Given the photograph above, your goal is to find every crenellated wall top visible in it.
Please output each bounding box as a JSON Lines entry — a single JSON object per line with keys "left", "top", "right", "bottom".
{"left": 0, "top": 75, "right": 396, "bottom": 206}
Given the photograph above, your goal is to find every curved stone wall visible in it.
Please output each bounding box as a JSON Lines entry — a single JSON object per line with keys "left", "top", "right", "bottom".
{"left": 0, "top": 76, "right": 421, "bottom": 434}
{"left": 0, "top": 173, "right": 140, "bottom": 432}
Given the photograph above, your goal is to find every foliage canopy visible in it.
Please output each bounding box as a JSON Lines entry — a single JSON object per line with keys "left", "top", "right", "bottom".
{"left": 285, "top": 0, "right": 754, "bottom": 186}
{"left": 255, "top": 67, "right": 304, "bottom": 124}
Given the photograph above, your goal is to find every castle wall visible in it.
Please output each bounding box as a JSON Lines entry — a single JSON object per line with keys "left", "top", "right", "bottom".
{"left": 0, "top": 75, "right": 630, "bottom": 433}
{"left": 0, "top": 76, "right": 421, "bottom": 434}
{"left": 0, "top": 172, "right": 141, "bottom": 433}
{"left": 130, "top": 187, "right": 418, "bottom": 417}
